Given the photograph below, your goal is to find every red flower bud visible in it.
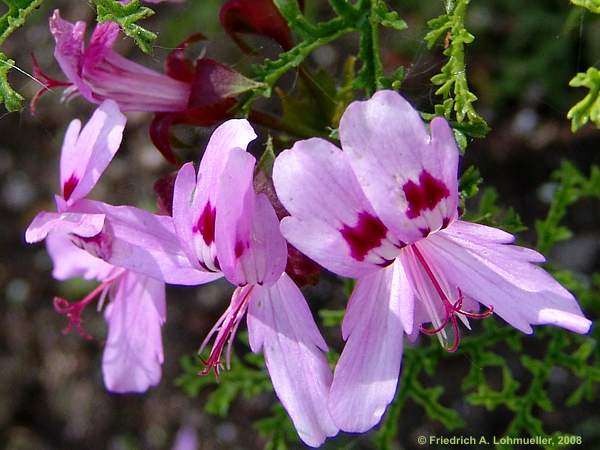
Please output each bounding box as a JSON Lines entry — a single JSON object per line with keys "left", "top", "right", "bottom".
{"left": 220, "top": 0, "right": 303, "bottom": 53}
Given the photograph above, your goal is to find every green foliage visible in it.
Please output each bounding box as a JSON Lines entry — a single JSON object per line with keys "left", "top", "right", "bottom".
{"left": 0, "top": 53, "right": 23, "bottom": 112}
{"left": 571, "top": 0, "right": 600, "bottom": 14}
{"left": 244, "top": 0, "right": 407, "bottom": 114}
{"left": 567, "top": 67, "right": 600, "bottom": 132}
{"left": 175, "top": 348, "right": 298, "bottom": 448}
{"left": 536, "top": 161, "right": 600, "bottom": 254}
{"left": 0, "top": 0, "right": 44, "bottom": 45}
{"left": 0, "top": 0, "right": 45, "bottom": 112}
{"left": 175, "top": 351, "right": 272, "bottom": 417}
{"left": 463, "top": 187, "right": 527, "bottom": 234}
{"left": 425, "top": 0, "right": 490, "bottom": 137}
{"left": 254, "top": 405, "right": 298, "bottom": 450}
{"left": 93, "top": 0, "right": 157, "bottom": 54}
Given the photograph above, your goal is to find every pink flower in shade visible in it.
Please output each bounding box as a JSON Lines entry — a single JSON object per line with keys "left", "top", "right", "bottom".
{"left": 272, "top": 90, "right": 592, "bottom": 433}
{"left": 37, "top": 10, "right": 259, "bottom": 163}
{"left": 25, "top": 100, "right": 168, "bottom": 393}
{"left": 169, "top": 119, "right": 338, "bottom": 447}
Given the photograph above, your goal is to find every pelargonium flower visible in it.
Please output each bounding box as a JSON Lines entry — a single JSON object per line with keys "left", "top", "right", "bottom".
{"left": 25, "top": 100, "right": 167, "bottom": 393}
{"left": 36, "top": 10, "right": 259, "bottom": 163}
{"left": 273, "top": 90, "right": 592, "bottom": 433}
{"left": 170, "top": 119, "right": 338, "bottom": 446}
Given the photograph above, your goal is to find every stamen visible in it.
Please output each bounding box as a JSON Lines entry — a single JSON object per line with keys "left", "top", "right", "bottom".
{"left": 53, "top": 270, "right": 124, "bottom": 340}
{"left": 412, "top": 246, "right": 493, "bottom": 352}
{"left": 199, "top": 285, "right": 254, "bottom": 378}
{"left": 30, "top": 53, "right": 72, "bottom": 114}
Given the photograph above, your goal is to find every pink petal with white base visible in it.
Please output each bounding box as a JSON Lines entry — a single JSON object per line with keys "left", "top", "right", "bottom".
{"left": 172, "top": 162, "right": 216, "bottom": 271}
{"left": 102, "top": 272, "right": 166, "bottom": 393}
{"left": 340, "top": 90, "right": 459, "bottom": 243}
{"left": 328, "top": 260, "right": 410, "bottom": 432}
{"left": 421, "top": 222, "right": 591, "bottom": 334}
{"left": 60, "top": 100, "right": 126, "bottom": 205}
{"left": 173, "top": 120, "right": 257, "bottom": 272}
{"left": 247, "top": 274, "right": 338, "bottom": 447}
{"left": 273, "top": 138, "right": 402, "bottom": 276}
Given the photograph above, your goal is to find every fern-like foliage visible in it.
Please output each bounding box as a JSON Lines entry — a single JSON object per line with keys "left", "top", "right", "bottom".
{"left": 425, "top": 0, "right": 489, "bottom": 138}
{"left": 571, "top": 0, "right": 600, "bottom": 14}
{"left": 0, "top": 53, "right": 23, "bottom": 112}
{"left": 93, "top": 0, "right": 157, "bottom": 54}
{"left": 0, "top": 0, "right": 44, "bottom": 112}
{"left": 567, "top": 67, "right": 600, "bottom": 132}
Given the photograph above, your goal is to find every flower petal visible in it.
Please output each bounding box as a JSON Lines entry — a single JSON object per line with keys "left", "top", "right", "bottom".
{"left": 247, "top": 274, "right": 338, "bottom": 447}
{"left": 422, "top": 222, "right": 591, "bottom": 334}
{"left": 70, "top": 200, "right": 222, "bottom": 286}
{"left": 60, "top": 100, "right": 126, "bottom": 205}
{"left": 216, "top": 148, "right": 286, "bottom": 286}
{"left": 25, "top": 211, "right": 106, "bottom": 243}
{"left": 329, "top": 261, "right": 409, "bottom": 432}
{"left": 49, "top": 10, "right": 92, "bottom": 100}
{"left": 46, "top": 233, "right": 114, "bottom": 281}
{"left": 273, "top": 138, "right": 401, "bottom": 276}
{"left": 340, "top": 90, "right": 459, "bottom": 243}
{"left": 102, "top": 272, "right": 166, "bottom": 393}
{"left": 172, "top": 162, "right": 210, "bottom": 270}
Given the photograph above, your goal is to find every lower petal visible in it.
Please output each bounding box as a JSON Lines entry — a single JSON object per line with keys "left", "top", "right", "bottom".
{"left": 247, "top": 274, "right": 338, "bottom": 447}
{"left": 329, "top": 262, "right": 409, "bottom": 433}
{"left": 102, "top": 272, "right": 166, "bottom": 393}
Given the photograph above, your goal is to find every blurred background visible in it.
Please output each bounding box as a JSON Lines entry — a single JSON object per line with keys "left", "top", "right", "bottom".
{"left": 1, "top": 0, "right": 599, "bottom": 448}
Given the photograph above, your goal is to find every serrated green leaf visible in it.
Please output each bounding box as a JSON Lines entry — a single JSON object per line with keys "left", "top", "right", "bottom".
{"left": 570, "top": 0, "right": 600, "bottom": 13}
{"left": 93, "top": 0, "right": 157, "bottom": 54}
{"left": 0, "top": 53, "right": 23, "bottom": 111}
{"left": 427, "top": 0, "right": 489, "bottom": 139}
{"left": 567, "top": 67, "right": 600, "bottom": 132}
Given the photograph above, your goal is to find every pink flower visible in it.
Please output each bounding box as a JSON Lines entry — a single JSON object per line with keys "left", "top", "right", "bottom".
{"left": 48, "top": 10, "right": 189, "bottom": 112}
{"left": 169, "top": 119, "right": 338, "bottom": 447}
{"left": 272, "top": 90, "right": 592, "bottom": 433}
{"left": 25, "top": 100, "right": 167, "bottom": 393}
{"left": 38, "top": 10, "right": 259, "bottom": 163}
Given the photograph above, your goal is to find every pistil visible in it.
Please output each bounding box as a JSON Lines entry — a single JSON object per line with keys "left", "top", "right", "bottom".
{"left": 412, "top": 245, "right": 493, "bottom": 352}
{"left": 53, "top": 269, "right": 125, "bottom": 339}
{"left": 199, "top": 285, "right": 255, "bottom": 378}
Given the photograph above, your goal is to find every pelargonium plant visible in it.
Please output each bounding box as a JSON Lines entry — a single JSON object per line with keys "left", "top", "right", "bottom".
{"left": 3, "top": 0, "right": 600, "bottom": 448}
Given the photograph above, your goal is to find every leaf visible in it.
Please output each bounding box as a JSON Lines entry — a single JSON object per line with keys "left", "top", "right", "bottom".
{"left": 567, "top": 67, "right": 600, "bottom": 132}
{"left": 93, "top": 0, "right": 157, "bottom": 54}
{"left": 0, "top": 53, "right": 23, "bottom": 112}
{"left": 0, "top": 0, "right": 44, "bottom": 46}
{"left": 373, "top": 0, "right": 407, "bottom": 31}
{"left": 277, "top": 68, "right": 337, "bottom": 133}
{"left": 175, "top": 351, "right": 273, "bottom": 418}
{"left": 426, "top": 0, "right": 490, "bottom": 139}
{"left": 458, "top": 165, "right": 482, "bottom": 200}
{"left": 254, "top": 404, "right": 297, "bottom": 450}
{"left": 570, "top": 0, "right": 600, "bottom": 13}
{"left": 0, "top": 0, "right": 46, "bottom": 111}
